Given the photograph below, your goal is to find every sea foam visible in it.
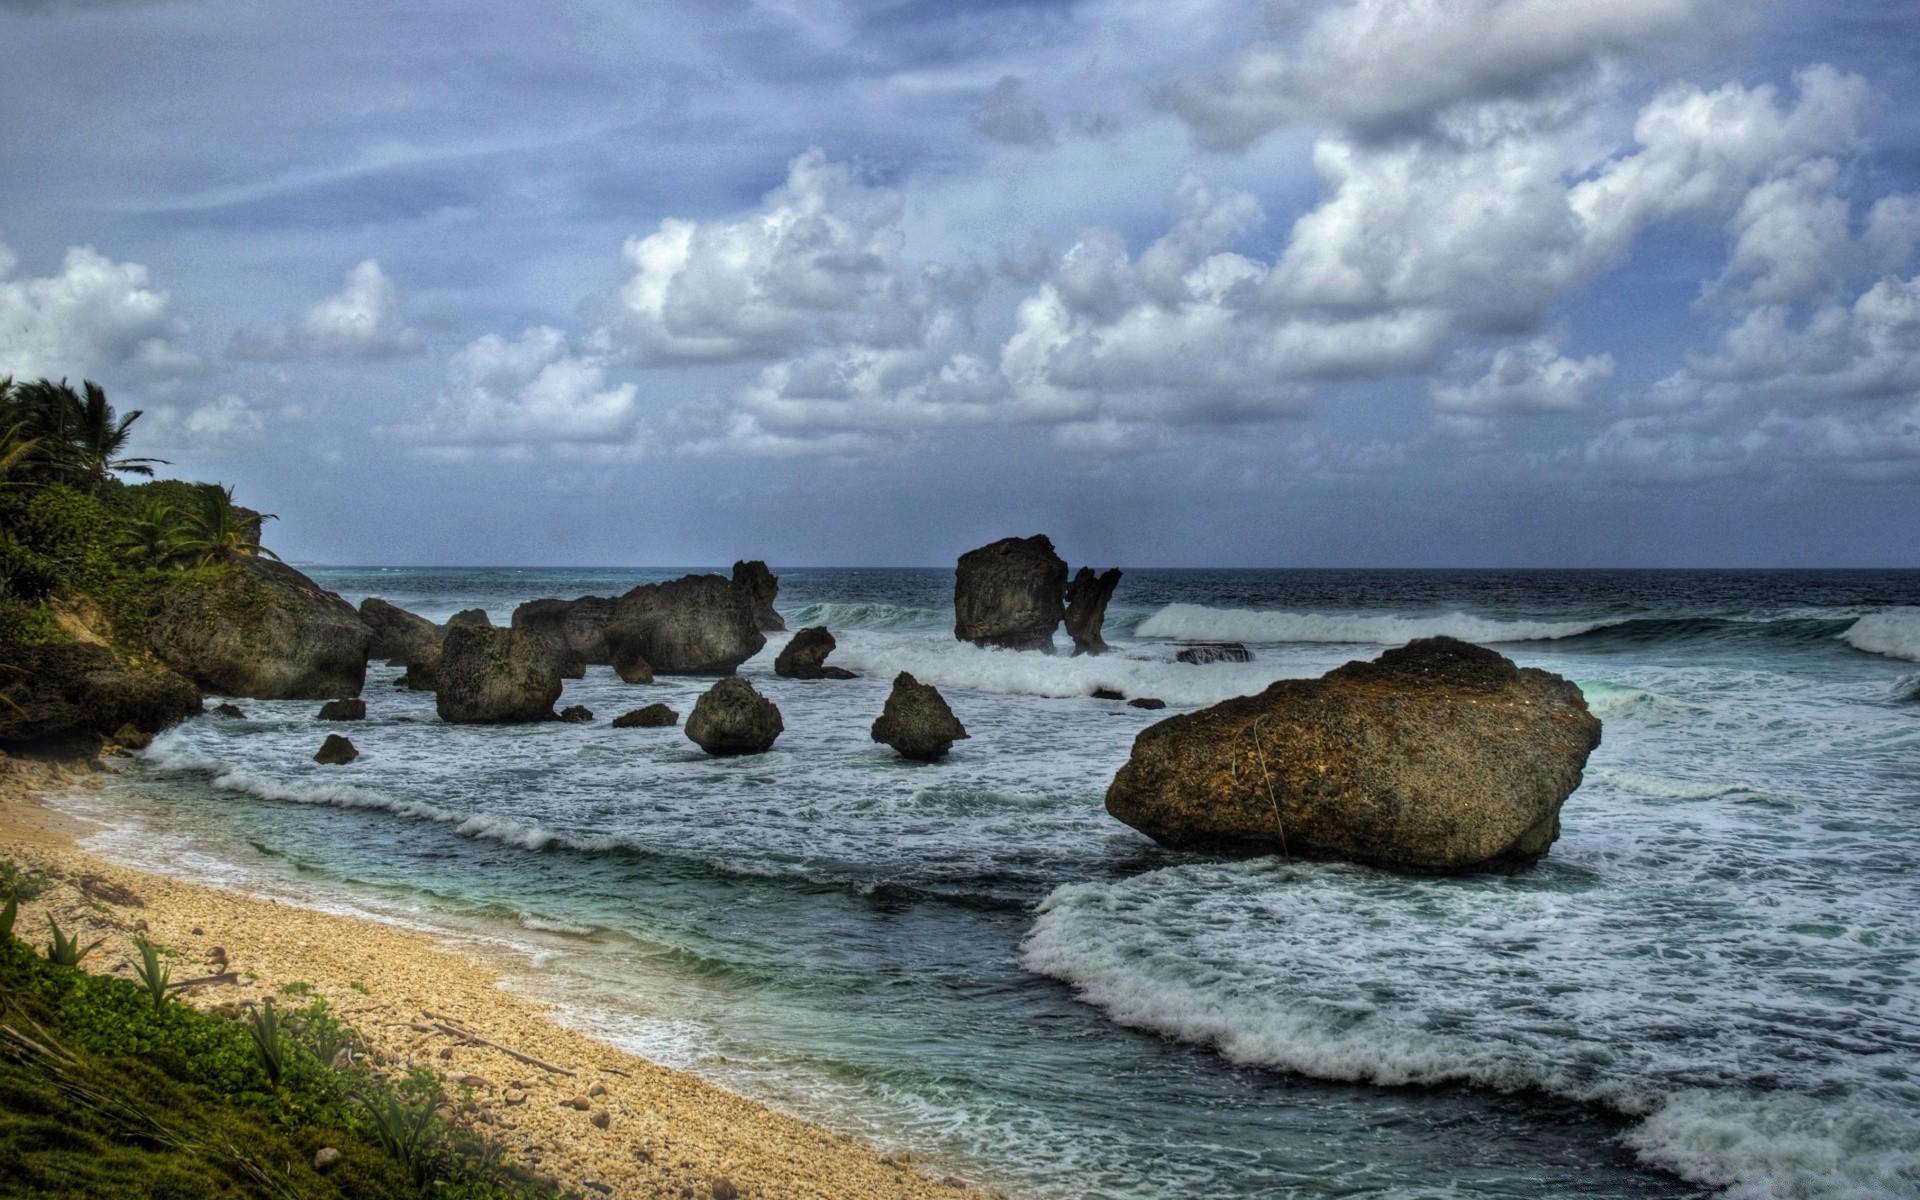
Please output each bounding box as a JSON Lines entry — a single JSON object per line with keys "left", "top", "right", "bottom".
{"left": 1133, "top": 604, "right": 1616, "bottom": 645}
{"left": 1841, "top": 608, "right": 1920, "bottom": 662}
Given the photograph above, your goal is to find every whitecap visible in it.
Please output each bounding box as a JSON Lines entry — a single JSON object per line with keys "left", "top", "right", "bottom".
{"left": 1842, "top": 608, "right": 1920, "bottom": 663}
{"left": 1133, "top": 604, "right": 1617, "bottom": 645}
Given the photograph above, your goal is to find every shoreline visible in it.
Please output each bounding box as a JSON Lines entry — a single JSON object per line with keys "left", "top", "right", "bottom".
{"left": 0, "top": 752, "right": 989, "bottom": 1200}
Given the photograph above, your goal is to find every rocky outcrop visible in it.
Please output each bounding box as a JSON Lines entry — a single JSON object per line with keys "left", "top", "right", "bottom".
{"left": 213, "top": 703, "right": 246, "bottom": 719}
{"left": 314, "top": 734, "right": 358, "bottom": 765}
{"left": 774, "top": 626, "right": 847, "bottom": 679}
{"left": 399, "top": 641, "right": 442, "bottom": 691}
{"left": 358, "top": 598, "right": 442, "bottom": 666}
{"left": 1064, "top": 568, "right": 1122, "bottom": 655}
{"left": 954, "top": 535, "right": 1067, "bottom": 651}
{"left": 148, "top": 557, "right": 370, "bottom": 700}
{"left": 511, "top": 597, "right": 616, "bottom": 666}
{"left": 732, "top": 561, "right": 785, "bottom": 632}
{"left": 1128, "top": 697, "right": 1166, "bottom": 710}
{"left": 611, "top": 704, "right": 678, "bottom": 728}
{"left": 432, "top": 626, "right": 562, "bottom": 724}
{"left": 0, "top": 641, "right": 201, "bottom": 757}
{"left": 1105, "top": 637, "right": 1601, "bottom": 874}
{"left": 1176, "top": 642, "right": 1252, "bottom": 665}
{"left": 605, "top": 574, "right": 766, "bottom": 677}
{"left": 317, "top": 698, "right": 365, "bottom": 721}
{"left": 448, "top": 609, "right": 492, "bottom": 628}
{"left": 684, "top": 678, "right": 783, "bottom": 755}
{"left": 558, "top": 704, "right": 594, "bottom": 723}
{"left": 870, "top": 672, "right": 969, "bottom": 762}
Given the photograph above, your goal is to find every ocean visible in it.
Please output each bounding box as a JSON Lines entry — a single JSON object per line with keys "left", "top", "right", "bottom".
{"left": 59, "top": 567, "right": 1920, "bottom": 1200}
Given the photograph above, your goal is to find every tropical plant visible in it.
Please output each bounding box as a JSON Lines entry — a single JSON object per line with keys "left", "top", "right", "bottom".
{"left": 131, "top": 936, "right": 172, "bottom": 1012}
{"left": 112, "top": 493, "right": 189, "bottom": 566}
{"left": 0, "top": 377, "right": 165, "bottom": 493}
{"left": 356, "top": 1081, "right": 445, "bottom": 1185}
{"left": 170, "top": 484, "right": 278, "bottom": 567}
{"left": 242, "top": 996, "right": 287, "bottom": 1085}
{"left": 45, "top": 915, "right": 104, "bottom": 968}
{"left": 0, "top": 895, "right": 16, "bottom": 944}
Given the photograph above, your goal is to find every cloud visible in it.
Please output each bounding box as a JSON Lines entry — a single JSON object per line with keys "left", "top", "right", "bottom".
{"left": 1166, "top": 0, "right": 1740, "bottom": 148}
{"left": 595, "top": 149, "right": 923, "bottom": 364}
{"left": 137, "top": 393, "right": 271, "bottom": 453}
{"left": 971, "top": 76, "right": 1054, "bottom": 147}
{"left": 229, "top": 259, "right": 422, "bottom": 360}
{"left": 421, "top": 327, "right": 637, "bottom": 445}
{"left": 1432, "top": 337, "right": 1614, "bottom": 413}
{"left": 0, "top": 242, "right": 199, "bottom": 383}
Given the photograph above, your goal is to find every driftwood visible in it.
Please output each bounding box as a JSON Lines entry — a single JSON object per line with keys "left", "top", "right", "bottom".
{"left": 422, "top": 1011, "right": 575, "bottom": 1077}
{"left": 166, "top": 971, "right": 240, "bottom": 991}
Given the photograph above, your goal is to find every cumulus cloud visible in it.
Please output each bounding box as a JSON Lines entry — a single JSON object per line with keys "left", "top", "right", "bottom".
{"left": 972, "top": 76, "right": 1054, "bottom": 147}
{"left": 422, "top": 327, "right": 636, "bottom": 445}
{"left": 0, "top": 242, "right": 198, "bottom": 382}
{"left": 137, "top": 393, "right": 271, "bottom": 452}
{"left": 1432, "top": 337, "right": 1614, "bottom": 413}
{"left": 230, "top": 259, "right": 422, "bottom": 360}
{"left": 1166, "top": 0, "right": 1739, "bottom": 148}
{"left": 596, "top": 150, "right": 923, "bottom": 364}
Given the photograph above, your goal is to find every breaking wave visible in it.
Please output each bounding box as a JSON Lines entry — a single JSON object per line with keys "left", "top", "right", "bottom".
{"left": 1842, "top": 608, "right": 1920, "bottom": 662}
{"left": 1133, "top": 604, "right": 1616, "bottom": 645}
{"left": 779, "top": 601, "right": 950, "bottom": 632}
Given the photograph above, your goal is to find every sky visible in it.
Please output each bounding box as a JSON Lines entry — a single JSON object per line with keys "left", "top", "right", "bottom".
{"left": 4, "top": 0, "right": 1920, "bottom": 568}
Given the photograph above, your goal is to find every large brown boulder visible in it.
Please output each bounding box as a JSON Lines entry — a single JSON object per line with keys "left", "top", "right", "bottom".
{"left": 684, "top": 677, "right": 783, "bottom": 755}
{"left": 399, "top": 641, "right": 442, "bottom": 691}
{"left": 1064, "top": 567, "right": 1122, "bottom": 655}
{"left": 0, "top": 641, "right": 201, "bottom": 757}
{"left": 447, "top": 608, "right": 492, "bottom": 628}
{"left": 358, "top": 598, "right": 442, "bottom": 666}
{"left": 954, "top": 535, "right": 1067, "bottom": 651}
{"left": 732, "top": 561, "right": 785, "bottom": 632}
{"left": 605, "top": 574, "right": 766, "bottom": 676}
{"left": 433, "top": 626, "right": 562, "bottom": 724}
{"left": 869, "top": 672, "right": 969, "bottom": 762}
{"left": 148, "top": 557, "right": 370, "bottom": 699}
{"left": 774, "top": 626, "right": 842, "bottom": 679}
{"left": 511, "top": 596, "right": 616, "bottom": 665}
{"left": 1105, "top": 637, "right": 1601, "bottom": 874}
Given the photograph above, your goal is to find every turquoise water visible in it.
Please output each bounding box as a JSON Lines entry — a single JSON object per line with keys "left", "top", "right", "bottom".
{"left": 72, "top": 569, "right": 1920, "bottom": 1199}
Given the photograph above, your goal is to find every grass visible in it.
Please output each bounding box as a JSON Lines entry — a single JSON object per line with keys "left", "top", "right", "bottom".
{"left": 0, "top": 923, "right": 562, "bottom": 1199}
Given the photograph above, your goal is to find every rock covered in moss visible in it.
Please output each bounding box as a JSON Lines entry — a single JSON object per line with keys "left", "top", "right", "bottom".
{"left": 0, "top": 641, "right": 200, "bottom": 757}
{"left": 314, "top": 734, "right": 358, "bottom": 764}
{"left": 774, "top": 626, "right": 846, "bottom": 679}
{"left": 357, "top": 597, "right": 441, "bottom": 666}
{"left": 953, "top": 535, "right": 1067, "bottom": 651}
{"left": 148, "top": 557, "right": 370, "bottom": 700}
{"left": 317, "top": 698, "right": 365, "bottom": 721}
{"left": 870, "top": 672, "right": 969, "bottom": 762}
{"left": 611, "top": 703, "right": 678, "bottom": 728}
{"left": 684, "top": 677, "right": 782, "bottom": 755}
{"left": 606, "top": 574, "right": 766, "bottom": 677}
{"left": 511, "top": 596, "right": 616, "bottom": 665}
{"left": 558, "top": 704, "right": 594, "bottom": 723}
{"left": 432, "top": 626, "right": 562, "bottom": 724}
{"left": 1105, "top": 637, "right": 1601, "bottom": 873}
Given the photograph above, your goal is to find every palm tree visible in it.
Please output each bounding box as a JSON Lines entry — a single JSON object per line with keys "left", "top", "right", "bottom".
{"left": 113, "top": 494, "right": 189, "bottom": 566}
{"left": 172, "top": 484, "right": 279, "bottom": 566}
{"left": 4, "top": 378, "right": 165, "bottom": 492}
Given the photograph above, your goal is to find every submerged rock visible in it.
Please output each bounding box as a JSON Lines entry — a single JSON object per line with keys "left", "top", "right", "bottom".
{"left": 213, "top": 703, "right": 247, "bottom": 719}
{"left": 1176, "top": 642, "right": 1252, "bottom": 665}
{"left": 317, "top": 698, "right": 366, "bottom": 721}
{"left": 358, "top": 597, "right": 442, "bottom": 666}
{"left": 605, "top": 574, "right": 766, "bottom": 676}
{"left": 1091, "top": 687, "right": 1125, "bottom": 701}
{"left": 611, "top": 703, "right": 678, "bottom": 728}
{"left": 1128, "top": 697, "right": 1166, "bottom": 710}
{"left": 558, "top": 704, "right": 594, "bottom": 723}
{"left": 870, "top": 672, "right": 969, "bottom": 762}
{"left": 314, "top": 734, "right": 358, "bottom": 765}
{"left": 148, "top": 557, "right": 370, "bottom": 699}
{"left": 732, "top": 560, "right": 786, "bottom": 632}
{"left": 1064, "top": 567, "right": 1123, "bottom": 656}
{"left": 684, "top": 678, "right": 782, "bottom": 755}
{"left": 433, "top": 626, "right": 562, "bottom": 724}
{"left": 774, "top": 626, "right": 847, "bottom": 679}
{"left": 1105, "top": 637, "right": 1601, "bottom": 874}
{"left": 953, "top": 535, "right": 1067, "bottom": 651}
{"left": 511, "top": 596, "right": 616, "bottom": 666}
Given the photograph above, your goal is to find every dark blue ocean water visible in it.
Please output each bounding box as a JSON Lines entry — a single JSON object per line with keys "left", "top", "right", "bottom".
{"left": 69, "top": 568, "right": 1920, "bottom": 1200}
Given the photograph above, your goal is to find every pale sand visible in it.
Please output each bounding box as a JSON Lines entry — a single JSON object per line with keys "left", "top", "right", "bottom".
{"left": 0, "top": 753, "right": 990, "bottom": 1200}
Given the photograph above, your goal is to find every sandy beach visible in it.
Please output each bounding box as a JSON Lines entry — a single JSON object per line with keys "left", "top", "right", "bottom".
{"left": 0, "top": 751, "right": 984, "bottom": 1200}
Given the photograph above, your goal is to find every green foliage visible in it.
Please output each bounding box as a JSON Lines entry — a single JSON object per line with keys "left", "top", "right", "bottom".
{"left": 132, "top": 937, "right": 172, "bottom": 1013}
{"left": 0, "top": 859, "right": 48, "bottom": 903}
{"left": 355, "top": 1080, "right": 444, "bottom": 1186}
{"left": 0, "top": 896, "right": 15, "bottom": 945}
{"left": 279, "top": 981, "right": 312, "bottom": 998}
{"left": 45, "top": 915, "right": 105, "bottom": 969}
{"left": 0, "top": 483, "right": 121, "bottom": 604}
{"left": 0, "top": 935, "right": 558, "bottom": 1198}
{"left": 243, "top": 998, "right": 288, "bottom": 1088}
{"left": 0, "top": 376, "right": 164, "bottom": 495}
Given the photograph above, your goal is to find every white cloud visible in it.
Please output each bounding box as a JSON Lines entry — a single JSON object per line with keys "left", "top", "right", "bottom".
{"left": 1166, "top": 0, "right": 1739, "bottom": 148}
{"left": 0, "top": 243, "right": 198, "bottom": 383}
{"left": 597, "top": 149, "right": 922, "bottom": 364}
{"left": 137, "top": 393, "right": 271, "bottom": 452}
{"left": 1432, "top": 337, "right": 1614, "bottom": 413}
{"left": 230, "top": 259, "right": 422, "bottom": 360}
{"left": 972, "top": 76, "right": 1054, "bottom": 147}
{"left": 423, "top": 327, "right": 637, "bottom": 445}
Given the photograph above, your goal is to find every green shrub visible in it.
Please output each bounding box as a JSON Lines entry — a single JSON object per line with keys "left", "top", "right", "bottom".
{"left": 0, "top": 859, "right": 48, "bottom": 902}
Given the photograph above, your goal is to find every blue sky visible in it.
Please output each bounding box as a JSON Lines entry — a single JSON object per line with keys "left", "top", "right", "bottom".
{"left": 4, "top": 0, "right": 1919, "bottom": 567}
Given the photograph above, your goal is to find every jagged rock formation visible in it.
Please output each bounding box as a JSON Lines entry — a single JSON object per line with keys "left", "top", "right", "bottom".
{"left": 774, "top": 626, "right": 855, "bottom": 679}
{"left": 684, "top": 677, "right": 783, "bottom": 755}
{"left": 1105, "top": 637, "right": 1602, "bottom": 874}
{"left": 511, "top": 597, "right": 616, "bottom": 666}
{"left": 953, "top": 535, "right": 1068, "bottom": 652}
{"left": 432, "top": 626, "right": 562, "bottom": 724}
{"left": 358, "top": 598, "right": 442, "bottom": 666}
{"left": 605, "top": 574, "right": 766, "bottom": 677}
{"left": 314, "top": 734, "right": 358, "bottom": 764}
{"left": 148, "top": 557, "right": 370, "bottom": 700}
{"left": 1064, "top": 568, "right": 1122, "bottom": 655}
{"left": 732, "top": 561, "right": 785, "bottom": 632}
{"left": 558, "top": 704, "right": 594, "bottom": 723}
{"left": 870, "top": 672, "right": 969, "bottom": 762}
